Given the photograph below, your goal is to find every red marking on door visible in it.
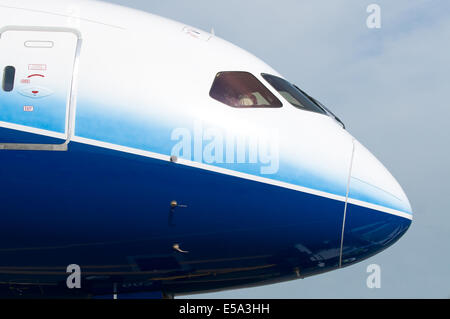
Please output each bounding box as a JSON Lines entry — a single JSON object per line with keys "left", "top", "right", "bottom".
{"left": 27, "top": 74, "right": 45, "bottom": 78}
{"left": 32, "top": 91, "right": 39, "bottom": 94}
{"left": 23, "top": 106, "right": 34, "bottom": 112}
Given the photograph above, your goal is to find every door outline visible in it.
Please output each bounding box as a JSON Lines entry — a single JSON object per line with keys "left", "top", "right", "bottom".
{"left": 0, "top": 26, "right": 82, "bottom": 151}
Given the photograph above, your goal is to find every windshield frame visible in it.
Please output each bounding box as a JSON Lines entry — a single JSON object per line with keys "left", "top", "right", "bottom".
{"left": 261, "top": 73, "right": 326, "bottom": 115}
{"left": 292, "top": 84, "right": 346, "bottom": 129}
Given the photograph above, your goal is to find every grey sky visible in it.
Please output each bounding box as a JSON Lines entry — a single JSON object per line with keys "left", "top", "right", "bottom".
{"left": 100, "top": 0, "right": 450, "bottom": 298}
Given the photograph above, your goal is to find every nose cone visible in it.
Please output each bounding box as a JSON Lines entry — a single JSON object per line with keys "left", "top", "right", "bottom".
{"left": 341, "top": 140, "right": 412, "bottom": 266}
{"left": 349, "top": 140, "right": 412, "bottom": 216}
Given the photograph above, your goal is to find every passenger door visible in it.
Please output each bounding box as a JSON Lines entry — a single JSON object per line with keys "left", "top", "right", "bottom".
{"left": 0, "top": 27, "right": 80, "bottom": 150}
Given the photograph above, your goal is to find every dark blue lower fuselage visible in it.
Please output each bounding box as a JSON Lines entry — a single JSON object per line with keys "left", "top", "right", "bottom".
{"left": 0, "top": 128, "right": 411, "bottom": 297}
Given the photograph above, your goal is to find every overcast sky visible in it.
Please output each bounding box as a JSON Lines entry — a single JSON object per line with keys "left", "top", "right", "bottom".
{"left": 100, "top": 0, "right": 450, "bottom": 298}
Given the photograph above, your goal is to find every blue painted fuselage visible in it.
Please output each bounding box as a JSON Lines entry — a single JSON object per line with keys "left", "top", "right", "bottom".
{"left": 0, "top": 128, "right": 411, "bottom": 297}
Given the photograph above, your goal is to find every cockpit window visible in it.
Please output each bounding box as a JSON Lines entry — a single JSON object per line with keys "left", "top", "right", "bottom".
{"left": 261, "top": 73, "right": 326, "bottom": 115}
{"left": 210, "top": 72, "right": 282, "bottom": 108}
{"left": 293, "top": 85, "right": 346, "bottom": 129}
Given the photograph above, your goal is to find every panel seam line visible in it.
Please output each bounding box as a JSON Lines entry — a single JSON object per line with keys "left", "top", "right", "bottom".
{"left": 339, "top": 138, "right": 355, "bottom": 268}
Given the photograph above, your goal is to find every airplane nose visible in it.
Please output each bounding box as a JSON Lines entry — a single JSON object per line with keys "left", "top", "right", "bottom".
{"left": 340, "top": 140, "right": 412, "bottom": 266}
{"left": 348, "top": 140, "right": 412, "bottom": 215}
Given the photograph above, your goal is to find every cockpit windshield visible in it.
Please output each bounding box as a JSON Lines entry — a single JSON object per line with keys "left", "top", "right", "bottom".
{"left": 210, "top": 72, "right": 282, "bottom": 108}
{"left": 293, "top": 84, "right": 346, "bottom": 129}
{"left": 261, "top": 73, "right": 326, "bottom": 115}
